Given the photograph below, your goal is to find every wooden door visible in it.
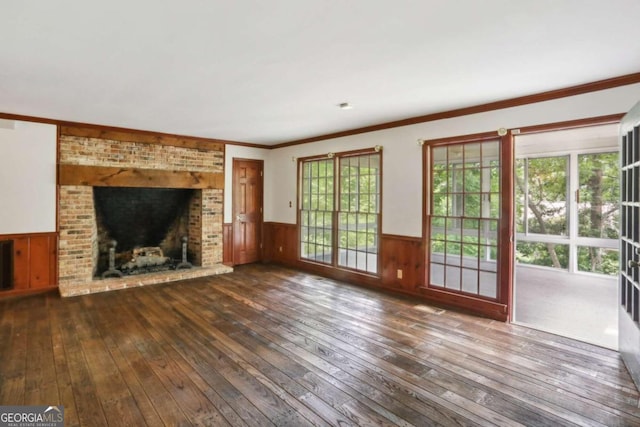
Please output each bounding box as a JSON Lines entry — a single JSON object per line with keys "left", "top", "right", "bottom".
{"left": 232, "top": 159, "right": 263, "bottom": 265}
{"left": 619, "top": 101, "right": 640, "bottom": 389}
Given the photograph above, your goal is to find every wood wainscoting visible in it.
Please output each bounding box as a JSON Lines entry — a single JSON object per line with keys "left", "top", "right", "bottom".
{"left": 223, "top": 223, "right": 233, "bottom": 265}
{"left": 263, "top": 223, "right": 426, "bottom": 293}
{"left": 0, "top": 232, "right": 57, "bottom": 297}
{"left": 380, "top": 234, "right": 423, "bottom": 293}
{"left": 263, "top": 222, "right": 298, "bottom": 264}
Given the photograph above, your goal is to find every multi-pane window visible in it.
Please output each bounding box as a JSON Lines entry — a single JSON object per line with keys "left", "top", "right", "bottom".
{"left": 338, "top": 154, "right": 380, "bottom": 273}
{"left": 300, "top": 149, "right": 381, "bottom": 275}
{"left": 300, "top": 158, "right": 334, "bottom": 264}
{"left": 428, "top": 140, "right": 500, "bottom": 299}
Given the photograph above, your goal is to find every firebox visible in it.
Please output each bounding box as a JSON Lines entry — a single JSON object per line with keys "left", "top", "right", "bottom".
{"left": 93, "top": 187, "right": 196, "bottom": 277}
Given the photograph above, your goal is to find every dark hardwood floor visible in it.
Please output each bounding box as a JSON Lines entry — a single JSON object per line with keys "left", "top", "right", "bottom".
{"left": 1, "top": 264, "right": 640, "bottom": 426}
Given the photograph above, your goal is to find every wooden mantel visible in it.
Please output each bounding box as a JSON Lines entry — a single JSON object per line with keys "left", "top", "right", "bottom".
{"left": 59, "top": 164, "right": 223, "bottom": 189}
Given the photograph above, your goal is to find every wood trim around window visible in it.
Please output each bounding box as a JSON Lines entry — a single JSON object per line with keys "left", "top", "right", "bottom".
{"left": 297, "top": 147, "right": 383, "bottom": 276}
{"left": 511, "top": 113, "right": 624, "bottom": 136}
{"left": 420, "top": 130, "right": 513, "bottom": 320}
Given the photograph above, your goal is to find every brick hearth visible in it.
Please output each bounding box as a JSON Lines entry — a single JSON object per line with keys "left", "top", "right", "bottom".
{"left": 57, "top": 129, "right": 231, "bottom": 296}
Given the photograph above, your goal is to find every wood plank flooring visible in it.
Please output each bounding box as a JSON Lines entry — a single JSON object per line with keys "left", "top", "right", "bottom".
{"left": 1, "top": 263, "right": 640, "bottom": 426}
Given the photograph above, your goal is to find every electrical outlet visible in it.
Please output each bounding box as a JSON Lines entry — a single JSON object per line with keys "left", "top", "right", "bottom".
{"left": 397, "top": 269, "right": 403, "bottom": 279}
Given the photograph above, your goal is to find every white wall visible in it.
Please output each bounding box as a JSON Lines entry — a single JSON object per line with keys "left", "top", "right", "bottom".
{"left": 265, "top": 84, "right": 640, "bottom": 237}
{"left": 224, "top": 144, "right": 270, "bottom": 223}
{"left": 0, "top": 119, "right": 57, "bottom": 234}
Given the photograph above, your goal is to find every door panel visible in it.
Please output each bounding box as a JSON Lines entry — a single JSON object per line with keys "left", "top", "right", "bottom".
{"left": 620, "top": 101, "right": 640, "bottom": 389}
{"left": 233, "top": 159, "right": 263, "bottom": 265}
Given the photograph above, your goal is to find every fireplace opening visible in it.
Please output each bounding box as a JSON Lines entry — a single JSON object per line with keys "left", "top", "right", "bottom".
{"left": 93, "top": 187, "right": 197, "bottom": 277}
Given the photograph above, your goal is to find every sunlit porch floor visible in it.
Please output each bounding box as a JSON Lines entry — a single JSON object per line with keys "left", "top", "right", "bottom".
{"left": 514, "top": 264, "right": 618, "bottom": 349}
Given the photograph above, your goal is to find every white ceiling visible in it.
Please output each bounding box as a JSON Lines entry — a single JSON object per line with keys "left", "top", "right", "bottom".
{"left": 2, "top": 1, "right": 640, "bottom": 146}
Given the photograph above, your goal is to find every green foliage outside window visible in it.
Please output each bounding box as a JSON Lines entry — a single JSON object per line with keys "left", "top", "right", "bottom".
{"left": 515, "top": 152, "right": 619, "bottom": 275}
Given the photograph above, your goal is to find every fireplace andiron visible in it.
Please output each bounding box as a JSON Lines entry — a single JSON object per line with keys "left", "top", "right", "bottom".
{"left": 102, "top": 240, "right": 124, "bottom": 278}
{"left": 177, "top": 236, "right": 193, "bottom": 270}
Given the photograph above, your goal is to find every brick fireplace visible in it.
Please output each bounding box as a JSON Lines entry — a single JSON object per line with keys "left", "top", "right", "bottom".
{"left": 57, "top": 126, "right": 232, "bottom": 296}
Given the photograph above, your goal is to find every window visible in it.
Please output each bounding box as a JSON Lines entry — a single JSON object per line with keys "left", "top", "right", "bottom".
{"left": 428, "top": 139, "right": 501, "bottom": 299}
{"left": 299, "top": 149, "right": 381, "bottom": 275}
{"left": 514, "top": 123, "right": 620, "bottom": 275}
{"left": 300, "top": 158, "right": 334, "bottom": 264}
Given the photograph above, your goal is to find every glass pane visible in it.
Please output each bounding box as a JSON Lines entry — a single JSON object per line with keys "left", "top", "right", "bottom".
{"left": 445, "top": 243, "right": 461, "bottom": 269}
{"left": 464, "top": 194, "right": 480, "bottom": 217}
{"left": 465, "top": 143, "right": 481, "bottom": 163}
{"left": 433, "top": 146, "right": 447, "bottom": 163}
{"left": 525, "top": 156, "right": 568, "bottom": 236}
{"left": 464, "top": 168, "right": 481, "bottom": 192}
{"left": 480, "top": 220, "right": 498, "bottom": 246}
{"left": 433, "top": 164, "right": 447, "bottom": 192}
{"left": 445, "top": 265, "right": 461, "bottom": 290}
{"left": 451, "top": 167, "right": 464, "bottom": 193}
{"left": 577, "top": 246, "right": 619, "bottom": 276}
{"left": 489, "top": 193, "right": 500, "bottom": 219}
{"left": 516, "top": 241, "right": 569, "bottom": 270}
{"left": 431, "top": 239, "right": 445, "bottom": 258}
{"left": 578, "top": 152, "right": 619, "bottom": 239}
{"left": 482, "top": 141, "right": 500, "bottom": 165}
{"left": 462, "top": 243, "right": 479, "bottom": 263}
{"left": 480, "top": 245, "right": 498, "bottom": 267}
{"left": 479, "top": 272, "right": 497, "bottom": 298}
{"left": 515, "top": 159, "right": 526, "bottom": 233}
{"left": 445, "top": 218, "right": 461, "bottom": 242}
{"left": 462, "top": 268, "right": 478, "bottom": 294}
{"left": 448, "top": 145, "right": 463, "bottom": 163}
{"left": 430, "top": 262, "right": 444, "bottom": 286}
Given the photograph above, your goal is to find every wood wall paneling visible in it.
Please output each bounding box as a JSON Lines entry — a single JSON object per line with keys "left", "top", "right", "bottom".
{"left": 12, "top": 237, "right": 29, "bottom": 289}
{"left": 263, "top": 222, "right": 298, "bottom": 264}
{"left": 380, "top": 234, "right": 423, "bottom": 292}
{"left": 0, "top": 232, "right": 58, "bottom": 297}
{"left": 223, "top": 223, "right": 233, "bottom": 265}
{"left": 29, "top": 235, "right": 55, "bottom": 288}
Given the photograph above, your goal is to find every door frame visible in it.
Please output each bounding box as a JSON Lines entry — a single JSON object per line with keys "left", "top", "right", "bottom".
{"left": 232, "top": 158, "right": 264, "bottom": 265}
{"left": 619, "top": 101, "right": 640, "bottom": 390}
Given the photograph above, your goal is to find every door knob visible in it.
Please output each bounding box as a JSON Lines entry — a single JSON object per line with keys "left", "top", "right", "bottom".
{"left": 629, "top": 260, "right": 640, "bottom": 269}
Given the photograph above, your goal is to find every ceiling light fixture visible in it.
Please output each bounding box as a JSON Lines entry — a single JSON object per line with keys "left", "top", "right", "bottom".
{"left": 338, "top": 102, "right": 353, "bottom": 110}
